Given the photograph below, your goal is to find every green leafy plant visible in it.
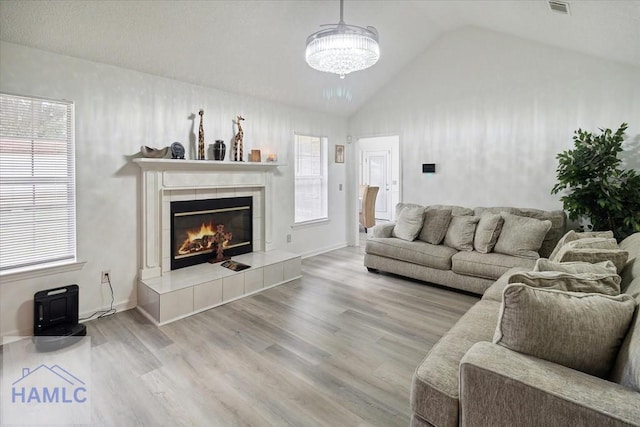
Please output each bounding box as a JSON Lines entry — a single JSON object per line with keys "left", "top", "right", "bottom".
{"left": 551, "top": 123, "right": 640, "bottom": 240}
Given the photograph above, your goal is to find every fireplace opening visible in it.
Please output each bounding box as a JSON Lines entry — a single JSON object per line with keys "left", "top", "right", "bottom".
{"left": 170, "top": 196, "right": 253, "bottom": 270}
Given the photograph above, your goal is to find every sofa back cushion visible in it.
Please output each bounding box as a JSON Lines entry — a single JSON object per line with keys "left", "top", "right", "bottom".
{"left": 427, "top": 204, "right": 473, "bottom": 217}
{"left": 475, "top": 207, "right": 566, "bottom": 258}
{"left": 507, "top": 270, "right": 621, "bottom": 296}
{"left": 549, "top": 230, "right": 615, "bottom": 260}
{"left": 619, "top": 233, "right": 640, "bottom": 293}
{"left": 554, "top": 245, "right": 629, "bottom": 273}
{"left": 534, "top": 259, "right": 617, "bottom": 275}
{"left": 611, "top": 232, "right": 640, "bottom": 392}
{"left": 493, "top": 213, "right": 552, "bottom": 259}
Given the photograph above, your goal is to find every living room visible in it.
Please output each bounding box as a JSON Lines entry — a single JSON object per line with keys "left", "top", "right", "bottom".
{"left": 0, "top": 1, "right": 639, "bottom": 425}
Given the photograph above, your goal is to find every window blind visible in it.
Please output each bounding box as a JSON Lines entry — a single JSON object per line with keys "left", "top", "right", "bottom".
{"left": 0, "top": 93, "right": 76, "bottom": 272}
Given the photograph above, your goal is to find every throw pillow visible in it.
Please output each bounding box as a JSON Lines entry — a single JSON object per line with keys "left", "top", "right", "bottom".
{"left": 493, "top": 213, "right": 552, "bottom": 259}
{"left": 576, "top": 230, "right": 615, "bottom": 239}
{"left": 494, "top": 284, "right": 636, "bottom": 378}
{"left": 548, "top": 230, "right": 616, "bottom": 261}
{"left": 473, "top": 212, "right": 504, "bottom": 253}
{"left": 534, "top": 259, "right": 617, "bottom": 275}
{"left": 553, "top": 237, "right": 619, "bottom": 253}
{"left": 443, "top": 215, "right": 480, "bottom": 251}
{"left": 418, "top": 208, "right": 452, "bottom": 245}
{"left": 391, "top": 206, "right": 424, "bottom": 241}
{"left": 507, "top": 270, "right": 621, "bottom": 296}
{"left": 554, "top": 248, "right": 629, "bottom": 273}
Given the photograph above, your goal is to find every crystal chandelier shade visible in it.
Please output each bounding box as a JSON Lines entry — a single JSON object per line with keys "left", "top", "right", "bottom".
{"left": 305, "top": 0, "right": 380, "bottom": 79}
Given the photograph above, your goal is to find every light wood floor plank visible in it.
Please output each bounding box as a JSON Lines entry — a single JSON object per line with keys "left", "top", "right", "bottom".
{"left": 20, "top": 243, "right": 479, "bottom": 426}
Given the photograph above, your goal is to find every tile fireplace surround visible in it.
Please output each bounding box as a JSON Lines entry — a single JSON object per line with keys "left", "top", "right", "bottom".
{"left": 132, "top": 159, "right": 301, "bottom": 325}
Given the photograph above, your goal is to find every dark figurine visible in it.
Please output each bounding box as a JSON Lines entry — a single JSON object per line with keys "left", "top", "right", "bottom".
{"left": 171, "top": 142, "right": 185, "bottom": 159}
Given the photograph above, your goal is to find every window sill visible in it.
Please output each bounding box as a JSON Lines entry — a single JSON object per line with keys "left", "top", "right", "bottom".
{"left": 0, "top": 260, "right": 86, "bottom": 284}
{"left": 292, "top": 218, "right": 330, "bottom": 229}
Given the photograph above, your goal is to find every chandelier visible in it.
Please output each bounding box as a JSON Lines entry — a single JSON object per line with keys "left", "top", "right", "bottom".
{"left": 305, "top": 0, "right": 380, "bottom": 79}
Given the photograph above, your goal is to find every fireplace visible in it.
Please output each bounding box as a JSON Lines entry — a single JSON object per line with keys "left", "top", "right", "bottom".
{"left": 170, "top": 196, "right": 253, "bottom": 270}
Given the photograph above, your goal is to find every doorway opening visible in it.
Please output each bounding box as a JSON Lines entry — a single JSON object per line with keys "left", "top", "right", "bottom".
{"left": 357, "top": 135, "right": 400, "bottom": 237}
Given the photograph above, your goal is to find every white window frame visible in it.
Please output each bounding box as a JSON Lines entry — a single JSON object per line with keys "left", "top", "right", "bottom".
{"left": 294, "top": 133, "right": 328, "bottom": 224}
{"left": 0, "top": 92, "right": 77, "bottom": 275}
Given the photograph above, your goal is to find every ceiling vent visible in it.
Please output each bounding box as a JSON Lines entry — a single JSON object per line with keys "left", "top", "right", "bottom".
{"left": 548, "top": 1, "right": 570, "bottom": 15}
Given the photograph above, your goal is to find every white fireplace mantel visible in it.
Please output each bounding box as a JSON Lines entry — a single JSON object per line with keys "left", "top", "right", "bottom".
{"left": 133, "top": 158, "right": 282, "bottom": 280}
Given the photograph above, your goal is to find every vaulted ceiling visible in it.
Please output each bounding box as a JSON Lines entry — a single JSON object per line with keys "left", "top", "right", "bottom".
{"left": 1, "top": 0, "right": 639, "bottom": 117}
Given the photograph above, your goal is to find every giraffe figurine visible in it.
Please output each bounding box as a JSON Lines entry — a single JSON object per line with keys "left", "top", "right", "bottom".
{"left": 232, "top": 115, "right": 245, "bottom": 161}
{"left": 197, "top": 109, "right": 205, "bottom": 160}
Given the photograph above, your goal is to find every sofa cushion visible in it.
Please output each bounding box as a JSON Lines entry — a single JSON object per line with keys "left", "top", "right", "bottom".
{"left": 494, "top": 213, "right": 552, "bottom": 259}
{"left": 418, "top": 208, "right": 452, "bottom": 245}
{"left": 611, "top": 232, "right": 640, "bottom": 392}
{"left": 610, "top": 303, "right": 640, "bottom": 392}
{"left": 451, "top": 252, "right": 535, "bottom": 280}
{"left": 494, "top": 284, "right": 636, "bottom": 378}
{"left": 392, "top": 206, "right": 424, "bottom": 241}
{"left": 555, "top": 247, "right": 629, "bottom": 273}
{"left": 473, "top": 212, "right": 503, "bottom": 254}
{"left": 427, "top": 204, "right": 473, "bottom": 217}
{"left": 365, "top": 238, "right": 457, "bottom": 270}
{"left": 475, "top": 207, "right": 566, "bottom": 258}
{"left": 482, "top": 266, "right": 532, "bottom": 302}
{"left": 507, "top": 270, "right": 621, "bottom": 296}
{"left": 619, "top": 233, "right": 640, "bottom": 292}
{"left": 534, "top": 259, "right": 617, "bottom": 275}
{"left": 552, "top": 237, "right": 619, "bottom": 257}
{"left": 443, "top": 215, "right": 479, "bottom": 251}
{"left": 411, "top": 299, "right": 500, "bottom": 427}
{"left": 548, "top": 230, "right": 615, "bottom": 260}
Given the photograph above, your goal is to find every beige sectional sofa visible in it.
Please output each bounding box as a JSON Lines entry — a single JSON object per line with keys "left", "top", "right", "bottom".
{"left": 365, "top": 204, "right": 567, "bottom": 295}
{"left": 410, "top": 232, "right": 640, "bottom": 426}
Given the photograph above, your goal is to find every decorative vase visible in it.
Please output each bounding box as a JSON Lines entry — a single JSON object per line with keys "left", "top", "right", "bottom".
{"left": 213, "top": 140, "right": 226, "bottom": 160}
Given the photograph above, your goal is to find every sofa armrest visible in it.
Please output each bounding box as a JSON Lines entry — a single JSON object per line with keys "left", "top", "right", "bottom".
{"left": 460, "top": 342, "right": 640, "bottom": 427}
{"left": 370, "top": 223, "right": 395, "bottom": 238}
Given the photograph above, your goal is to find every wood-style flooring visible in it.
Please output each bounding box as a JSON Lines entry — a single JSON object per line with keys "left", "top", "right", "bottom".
{"left": 23, "top": 244, "right": 480, "bottom": 426}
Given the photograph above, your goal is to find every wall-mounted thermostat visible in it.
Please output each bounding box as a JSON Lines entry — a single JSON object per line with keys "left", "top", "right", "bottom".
{"left": 422, "top": 163, "right": 436, "bottom": 173}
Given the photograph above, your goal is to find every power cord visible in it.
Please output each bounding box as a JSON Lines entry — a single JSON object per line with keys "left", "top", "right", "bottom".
{"left": 79, "top": 272, "right": 116, "bottom": 321}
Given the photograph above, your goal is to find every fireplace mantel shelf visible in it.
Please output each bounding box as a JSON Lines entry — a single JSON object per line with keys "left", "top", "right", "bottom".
{"left": 133, "top": 158, "right": 284, "bottom": 171}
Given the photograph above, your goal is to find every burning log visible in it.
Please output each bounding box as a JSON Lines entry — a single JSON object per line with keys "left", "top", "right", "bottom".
{"left": 177, "top": 222, "right": 230, "bottom": 256}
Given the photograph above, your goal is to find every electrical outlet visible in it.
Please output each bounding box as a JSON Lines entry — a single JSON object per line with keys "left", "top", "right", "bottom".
{"left": 286, "top": 234, "right": 292, "bottom": 243}
{"left": 101, "top": 270, "right": 110, "bottom": 284}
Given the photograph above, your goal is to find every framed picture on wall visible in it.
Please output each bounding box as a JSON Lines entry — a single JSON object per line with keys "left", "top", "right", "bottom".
{"left": 335, "top": 145, "right": 345, "bottom": 163}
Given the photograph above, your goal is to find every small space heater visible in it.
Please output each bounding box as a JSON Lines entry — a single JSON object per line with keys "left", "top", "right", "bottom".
{"left": 33, "top": 284, "right": 86, "bottom": 352}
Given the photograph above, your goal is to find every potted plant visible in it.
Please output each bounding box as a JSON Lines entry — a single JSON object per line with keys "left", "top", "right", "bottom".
{"left": 551, "top": 123, "right": 640, "bottom": 240}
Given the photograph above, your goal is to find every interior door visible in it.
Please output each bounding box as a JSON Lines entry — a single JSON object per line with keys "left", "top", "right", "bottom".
{"left": 364, "top": 150, "right": 391, "bottom": 220}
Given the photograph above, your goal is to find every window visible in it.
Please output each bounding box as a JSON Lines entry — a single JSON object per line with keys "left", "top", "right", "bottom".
{"left": 0, "top": 93, "right": 76, "bottom": 272}
{"left": 294, "top": 134, "right": 328, "bottom": 223}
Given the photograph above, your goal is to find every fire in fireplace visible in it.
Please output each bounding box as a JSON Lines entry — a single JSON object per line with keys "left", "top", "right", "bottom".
{"left": 170, "top": 196, "right": 253, "bottom": 270}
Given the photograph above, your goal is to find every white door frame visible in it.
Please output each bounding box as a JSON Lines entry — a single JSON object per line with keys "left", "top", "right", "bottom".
{"left": 353, "top": 134, "right": 401, "bottom": 247}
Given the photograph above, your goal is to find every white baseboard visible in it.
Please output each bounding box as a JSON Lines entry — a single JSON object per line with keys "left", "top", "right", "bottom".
{"left": 300, "top": 242, "right": 348, "bottom": 259}
{"left": 1, "top": 298, "right": 136, "bottom": 342}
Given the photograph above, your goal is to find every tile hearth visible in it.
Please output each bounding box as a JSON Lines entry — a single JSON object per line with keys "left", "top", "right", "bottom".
{"left": 137, "top": 250, "right": 301, "bottom": 325}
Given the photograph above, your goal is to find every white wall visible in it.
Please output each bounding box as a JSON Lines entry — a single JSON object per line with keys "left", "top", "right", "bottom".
{"left": 349, "top": 27, "right": 640, "bottom": 212}
{"left": 0, "top": 41, "right": 348, "bottom": 337}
